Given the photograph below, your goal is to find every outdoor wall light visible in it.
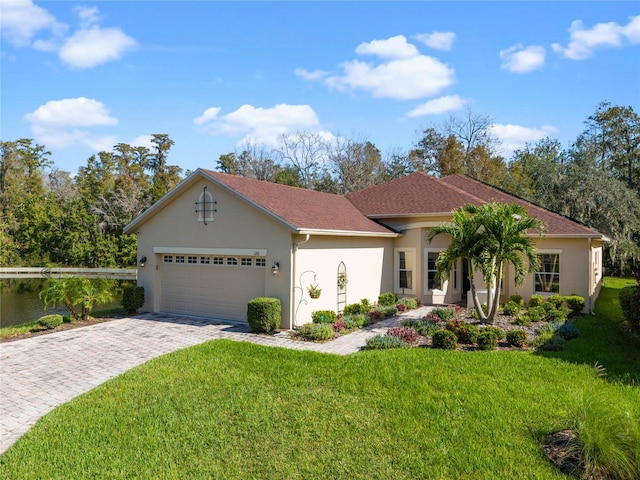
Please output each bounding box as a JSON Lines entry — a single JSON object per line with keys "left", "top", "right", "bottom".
{"left": 271, "top": 262, "right": 280, "bottom": 276}
{"left": 139, "top": 256, "right": 147, "bottom": 267}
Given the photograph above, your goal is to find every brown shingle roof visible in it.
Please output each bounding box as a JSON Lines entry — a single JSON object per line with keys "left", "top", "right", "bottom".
{"left": 345, "top": 172, "right": 482, "bottom": 216}
{"left": 345, "top": 172, "right": 602, "bottom": 237}
{"left": 201, "top": 169, "right": 395, "bottom": 235}
{"left": 438, "top": 174, "right": 600, "bottom": 236}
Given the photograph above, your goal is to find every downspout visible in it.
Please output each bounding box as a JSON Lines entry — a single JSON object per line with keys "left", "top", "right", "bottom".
{"left": 588, "top": 237, "right": 594, "bottom": 314}
{"left": 291, "top": 234, "right": 310, "bottom": 330}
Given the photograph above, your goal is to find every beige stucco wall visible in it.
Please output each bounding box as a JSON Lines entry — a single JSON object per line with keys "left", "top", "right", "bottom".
{"left": 504, "top": 237, "right": 598, "bottom": 312}
{"left": 135, "top": 179, "right": 293, "bottom": 324}
{"left": 292, "top": 236, "right": 394, "bottom": 327}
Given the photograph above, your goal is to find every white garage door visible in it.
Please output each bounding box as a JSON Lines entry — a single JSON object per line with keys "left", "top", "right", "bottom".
{"left": 160, "top": 254, "right": 266, "bottom": 321}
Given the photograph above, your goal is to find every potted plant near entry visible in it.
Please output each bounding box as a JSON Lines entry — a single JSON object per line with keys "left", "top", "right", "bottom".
{"left": 308, "top": 284, "right": 322, "bottom": 299}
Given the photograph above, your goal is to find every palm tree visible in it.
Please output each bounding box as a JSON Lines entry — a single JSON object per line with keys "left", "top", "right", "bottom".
{"left": 40, "top": 277, "right": 115, "bottom": 321}
{"left": 426, "top": 206, "right": 489, "bottom": 320}
{"left": 428, "top": 203, "right": 545, "bottom": 323}
{"left": 472, "top": 203, "right": 545, "bottom": 322}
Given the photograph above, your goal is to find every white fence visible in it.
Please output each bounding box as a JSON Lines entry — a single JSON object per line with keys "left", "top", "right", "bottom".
{"left": 0, "top": 267, "right": 137, "bottom": 280}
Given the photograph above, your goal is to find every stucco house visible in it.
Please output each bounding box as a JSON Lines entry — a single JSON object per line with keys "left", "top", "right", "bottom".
{"left": 124, "top": 169, "right": 606, "bottom": 328}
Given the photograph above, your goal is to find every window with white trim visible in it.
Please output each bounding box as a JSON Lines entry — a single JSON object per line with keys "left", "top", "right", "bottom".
{"left": 426, "top": 251, "right": 443, "bottom": 291}
{"left": 175, "top": 255, "right": 185, "bottom": 264}
{"left": 255, "top": 257, "right": 266, "bottom": 267}
{"left": 395, "top": 249, "right": 415, "bottom": 294}
{"left": 163, "top": 255, "right": 173, "bottom": 264}
{"left": 200, "top": 256, "right": 211, "bottom": 265}
{"left": 213, "top": 256, "right": 224, "bottom": 265}
{"left": 535, "top": 254, "right": 560, "bottom": 293}
{"left": 187, "top": 255, "right": 198, "bottom": 264}
{"left": 241, "top": 257, "right": 253, "bottom": 267}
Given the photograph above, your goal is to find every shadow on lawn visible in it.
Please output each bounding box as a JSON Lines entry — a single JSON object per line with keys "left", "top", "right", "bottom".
{"left": 533, "top": 284, "right": 640, "bottom": 386}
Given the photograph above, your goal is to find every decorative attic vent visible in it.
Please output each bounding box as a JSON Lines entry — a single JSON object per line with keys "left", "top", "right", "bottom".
{"left": 195, "top": 186, "right": 217, "bottom": 224}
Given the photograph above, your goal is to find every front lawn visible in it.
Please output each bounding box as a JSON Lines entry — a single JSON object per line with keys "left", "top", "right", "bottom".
{"left": 1, "top": 282, "right": 638, "bottom": 479}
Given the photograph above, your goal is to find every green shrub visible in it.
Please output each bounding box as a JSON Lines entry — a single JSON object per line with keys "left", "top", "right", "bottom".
{"left": 557, "top": 323, "right": 581, "bottom": 340}
{"left": 378, "top": 292, "right": 398, "bottom": 306}
{"left": 342, "top": 314, "right": 368, "bottom": 329}
{"left": 501, "top": 300, "right": 521, "bottom": 316}
{"left": 446, "top": 320, "right": 479, "bottom": 344}
{"left": 527, "top": 305, "right": 545, "bottom": 322}
{"left": 364, "top": 334, "right": 407, "bottom": 350}
{"left": 533, "top": 331, "right": 565, "bottom": 351}
{"left": 432, "top": 329, "right": 457, "bottom": 349}
{"left": 506, "top": 329, "right": 528, "bottom": 348}
{"left": 360, "top": 298, "right": 372, "bottom": 313}
{"left": 122, "top": 285, "right": 145, "bottom": 314}
{"left": 306, "top": 323, "right": 334, "bottom": 341}
{"left": 512, "top": 313, "right": 532, "bottom": 326}
{"left": 481, "top": 326, "right": 505, "bottom": 340}
{"left": 508, "top": 294, "right": 525, "bottom": 307}
{"left": 402, "top": 318, "right": 440, "bottom": 336}
{"left": 565, "top": 295, "right": 586, "bottom": 316}
{"left": 476, "top": 330, "right": 498, "bottom": 350}
{"left": 619, "top": 286, "right": 640, "bottom": 334}
{"left": 431, "top": 306, "right": 457, "bottom": 321}
{"left": 529, "top": 294, "right": 544, "bottom": 308}
{"left": 547, "top": 294, "right": 565, "bottom": 309}
{"left": 343, "top": 303, "right": 365, "bottom": 316}
{"left": 311, "top": 310, "right": 337, "bottom": 323}
{"left": 38, "top": 314, "right": 63, "bottom": 330}
{"left": 396, "top": 297, "right": 418, "bottom": 310}
{"left": 547, "top": 307, "right": 569, "bottom": 323}
{"left": 541, "top": 301, "right": 556, "bottom": 315}
{"left": 247, "top": 297, "right": 281, "bottom": 333}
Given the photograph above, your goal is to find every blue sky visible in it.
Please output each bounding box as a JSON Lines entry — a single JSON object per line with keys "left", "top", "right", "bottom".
{"left": 2, "top": 1, "right": 639, "bottom": 174}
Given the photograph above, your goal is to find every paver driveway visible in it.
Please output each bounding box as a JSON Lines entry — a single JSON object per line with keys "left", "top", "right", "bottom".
{"left": 1, "top": 310, "right": 428, "bottom": 454}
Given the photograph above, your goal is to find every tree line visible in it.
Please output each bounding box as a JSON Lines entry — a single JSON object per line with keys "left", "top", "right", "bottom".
{"left": 1, "top": 102, "right": 638, "bottom": 274}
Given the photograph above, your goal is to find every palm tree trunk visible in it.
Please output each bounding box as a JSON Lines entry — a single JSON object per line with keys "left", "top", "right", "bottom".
{"left": 487, "top": 264, "right": 503, "bottom": 323}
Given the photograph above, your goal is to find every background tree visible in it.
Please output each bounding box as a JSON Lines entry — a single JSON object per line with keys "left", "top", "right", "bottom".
{"left": 277, "top": 131, "right": 327, "bottom": 189}
{"left": 327, "top": 137, "right": 386, "bottom": 193}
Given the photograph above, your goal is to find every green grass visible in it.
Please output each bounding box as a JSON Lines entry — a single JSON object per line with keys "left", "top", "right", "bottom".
{"left": 536, "top": 277, "right": 640, "bottom": 384}
{"left": 1, "top": 280, "right": 638, "bottom": 479}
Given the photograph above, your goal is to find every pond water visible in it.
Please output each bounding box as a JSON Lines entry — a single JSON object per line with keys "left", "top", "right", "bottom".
{"left": 0, "top": 279, "right": 135, "bottom": 328}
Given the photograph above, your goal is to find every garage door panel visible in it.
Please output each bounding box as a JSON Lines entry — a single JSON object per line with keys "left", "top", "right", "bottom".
{"left": 160, "top": 262, "right": 265, "bottom": 321}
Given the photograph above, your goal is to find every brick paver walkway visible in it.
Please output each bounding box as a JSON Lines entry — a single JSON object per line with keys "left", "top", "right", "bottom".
{"left": 0, "top": 308, "right": 431, "bottom": 455}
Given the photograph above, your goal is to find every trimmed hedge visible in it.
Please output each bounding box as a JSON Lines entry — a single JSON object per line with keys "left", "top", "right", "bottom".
{"left": 122, "top": 285, "right": 145, "bottom": 314}
{"left": 247, "top": 297, "right": 281, "bottom": 333}
{"left": 38, "top": 314, "right": 63, "bottom": 330}
{"left": 311, "top": 310, "right": 337, "bottom": 324}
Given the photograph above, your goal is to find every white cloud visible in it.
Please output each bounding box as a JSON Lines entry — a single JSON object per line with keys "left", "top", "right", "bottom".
{"left": 407, "top": 95, "right": 467, "bottom": 117}
{"left": 59, "top": 26, "right": 137, "bottom": 69}
{"left": 414, "top": 31, "right": 456, "bottom": 51}
{"left": 500, "top": 44, "right": 546, "bottom": 73}
{"left": 1, "top": 2, "right": 136, "bottom": 69}
{"left": 489, "top": 123, "right": 557, "bottom": 155}
{"left": 355, "top": 35, "right": 419, "bottom": 59}
{"left": 300, "top": 35, "right": 455, "bottom": 100}
{"left": 24, "top": 97, "right": 119, "bottom": 151}
{"left": 130, "top": 135, "right": 154, "bottom": 149}
{"left": 193, "top": 107, "right": 221, "bottom": 126}
{"left": 75, "top": 5, "right": 100, "bottom": 28}
{"left": 0, "top": 0, "right": 66, "bottom": 46}
{"left": 25, "top": 97, "right": 117, "bottom": 127}
{"left": 86, "top": 135, "right": 118, "bottom": 153}
{"left": 294, "top": 67, "right": 330, "bottom": 81}
{"left": 552, "top": 15, "right": 640, "bottom": 60}
{"left": 194, "top": 103, "right": 323, "bottom": 146}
